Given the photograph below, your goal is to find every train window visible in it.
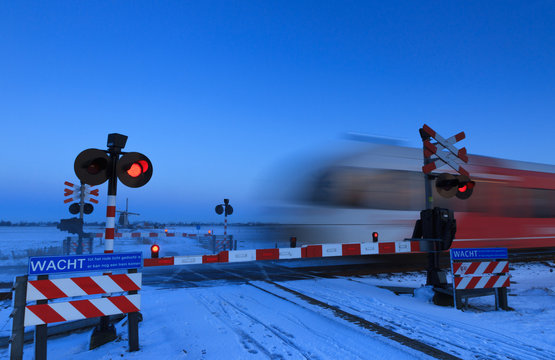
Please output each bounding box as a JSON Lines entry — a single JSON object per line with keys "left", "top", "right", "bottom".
{"left": 498, "top": 186, "right": 529, "bottom": 218}
{"left": 496, "top": 186, "right": 555, "bottom": 218}
{"left": 309, "top": 167, "right": 424, "bottom": 211}
{"left": 529, "top": 188, "right": 555, "bottom": 218}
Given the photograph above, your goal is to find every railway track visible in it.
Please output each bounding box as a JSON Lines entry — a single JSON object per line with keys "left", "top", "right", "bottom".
{"left": 187, "top": 262, "right": 554, "bottom": 360}
{"left": 257, "top": 279, "right": 555, "bottom": 360}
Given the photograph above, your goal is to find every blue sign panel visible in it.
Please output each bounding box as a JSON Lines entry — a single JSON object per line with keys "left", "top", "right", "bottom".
{"left": 450, "top": 248, "right": 508, "bottom": 261}
{"left": 29, "top": 252, "right": 142, "bottom": 276}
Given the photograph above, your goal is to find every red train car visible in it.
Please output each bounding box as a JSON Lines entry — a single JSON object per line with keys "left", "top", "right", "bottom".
{"left": 269, "top": 144, "right": 555, "bottom": 252}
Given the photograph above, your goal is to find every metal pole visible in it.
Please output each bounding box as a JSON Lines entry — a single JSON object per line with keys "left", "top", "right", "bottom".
{"left": 79, "top": 183, "right": 85, "bottom": 220}
{"left": 420, "top": 128, "right": 439, "bottom": 287}
{"left": 91, "top": 137, "right": 123, "bottom": 349}
{"left": 224, "top": 213, "right": 227, "bottom": 243}
{"left": 127, "top": 268, "right": 139, "bottom": 352}
{"left": 99, "top": 148, "right": 118, "bottom": 330}
{"left": 104, "top": 150, "right": 118, "bottom": 254}
{"left": 9, "top": 275, "right": 27, "bottom": 360}
{"left": 34, "top": 275, "right": 48, "bottom": 360}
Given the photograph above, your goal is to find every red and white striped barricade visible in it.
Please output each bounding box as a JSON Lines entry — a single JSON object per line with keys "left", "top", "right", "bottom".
{"left": 143, "top": 240, "right": 417, "bottom": 267}
{"left": 9, "top": 252, "right": 142, "bottom": 360}
{"left": 450, "top": 248, "right": 510, "bottom": 310}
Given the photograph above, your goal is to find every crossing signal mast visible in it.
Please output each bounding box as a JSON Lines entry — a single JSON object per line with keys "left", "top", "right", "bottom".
{"left": 420, "top": 124, "right": 476, "bottom": 202}
{"left": 413, "top": 124, "right": 476, "bottom": 290}
{"left": 73, "top": 133, "right": 153, "bottom": 349}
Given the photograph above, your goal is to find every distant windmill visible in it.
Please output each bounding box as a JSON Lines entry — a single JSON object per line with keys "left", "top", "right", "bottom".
{"left": 117, "top": 198, "right": 139, "bottom": 228}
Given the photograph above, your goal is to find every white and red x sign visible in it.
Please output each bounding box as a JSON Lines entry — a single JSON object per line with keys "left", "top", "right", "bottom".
{"left": 421, "top": 124, "right": 469, "bottom": 176}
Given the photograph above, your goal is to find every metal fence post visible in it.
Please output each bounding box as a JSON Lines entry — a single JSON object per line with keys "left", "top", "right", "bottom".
{"left": 497, "top": 287, "right": 508, "bottom": 310}
{"left": 35, "top": 275, "right": 48, "bottom": 360}
{"left": 10, "top": 275, "right": 27, "bottom": 360}
{"left": 127, "top": 268, "right": 139, "bottom": 352}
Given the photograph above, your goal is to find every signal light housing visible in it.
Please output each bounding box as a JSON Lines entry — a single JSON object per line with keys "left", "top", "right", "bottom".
{"left": 455, "top": 175, "right": 475, "bottom": 200}
{"left": 435, "top": 173, "right": 475, "bottom": 200}
{"left": 150, "top": 244, "right": 160, "bottom": 258}
{"left": 74, "top": 149, "right": 110, "bottom": 186}
{"left": 117, "top": 152, "right": 153, "bottom": 188}
{"left": 372, "top": 232, "right": 378, "bottom": 242}
{"left": 69, "top": 203, "right": 80, "bottom": 215}
{"left": 83, "top": 203, "right": 94, "bottom": 214}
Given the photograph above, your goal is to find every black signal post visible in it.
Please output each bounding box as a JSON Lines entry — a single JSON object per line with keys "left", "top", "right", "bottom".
{"left": 215, "top": 198, "right": 233, "bottom": 243}
{"left": 74, "top": 133, "right": 152, "bottom": 351}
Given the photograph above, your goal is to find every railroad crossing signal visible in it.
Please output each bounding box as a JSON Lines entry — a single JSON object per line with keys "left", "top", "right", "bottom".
{"left": 215, "top": 200, "right": 233, "bottom": 216}
{"left": 74, "top": 149, "right": 153, "bottom": 188}
{"left": 63, "top": 181, "right": 99, "bottom": 204}
{"left": 421, "top": 124, "right": 469, "bottom": 176}
{"left": 420, "top": 124, "right": 475, "bottom": 200}
{"left": 73, "top": 133, "right": 153, "bottom": 349}
{"left": 64, "top": 181, "right": 98, "bottom": 216}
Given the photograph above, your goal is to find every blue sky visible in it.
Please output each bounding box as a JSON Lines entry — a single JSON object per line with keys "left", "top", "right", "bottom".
{"left": 1, "top": 1, "right": 554, "bottom": 222}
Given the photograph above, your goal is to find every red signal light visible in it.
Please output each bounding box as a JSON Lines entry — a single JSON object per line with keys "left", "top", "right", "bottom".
{"left": 127, "top": 160, "right": 149, "bottom": 178}
{"left": 151, "top": 244, "right": 160, "bottom": 258}
{"left": 458, "top": 185, "right": 467, "bottom": 192}
{"left": 372, "top": 232, "right": 378, "bottom": 242}
{"left": 127, "top": 163, "right": 142, "bottom": 177}
{"left": 117, "top": 152, "right": 153, "bottom": 188}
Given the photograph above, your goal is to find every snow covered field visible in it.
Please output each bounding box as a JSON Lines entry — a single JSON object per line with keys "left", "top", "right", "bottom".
{"left": 0, "top": 228, "right": 554, "bottom": 359}
{"left": 0, "top": 225, "right": 285, "bottom": 283}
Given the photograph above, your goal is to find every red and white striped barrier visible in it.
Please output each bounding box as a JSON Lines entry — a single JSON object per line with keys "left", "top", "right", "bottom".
{"left": 26, "top": 273, "right": 142, "bottom": 301}
{"left": 144, "top": 240, "right": 419, "bottom": 267}
{"left": 24, "top": 294, "right": 141, "bottom": 326}
{"left": 454, "top": 275, "right": 510, "bottom": 290}
{"left": 23, "top": 273, "right": 142, "bottom": 326}
{"left": 453, "top": 261, "right": 509, "bottom": 276}
{"left": 94, "top": 232, "right": 211, "bottom": 238}
{"left": 24, "top": 295, "right": 140, "bottom": 326}
{"left": 452, "top": 259, "right": 510, "bottom": 290}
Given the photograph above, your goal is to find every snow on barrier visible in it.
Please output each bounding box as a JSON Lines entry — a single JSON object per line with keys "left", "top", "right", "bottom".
{"left": 143, "top": 240, "right": 419, "bottom": 267}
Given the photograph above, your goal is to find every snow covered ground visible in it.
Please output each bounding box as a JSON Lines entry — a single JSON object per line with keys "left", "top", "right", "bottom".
{"left": 0, "top": 262, "right": 554, "bottom": 359}
{"left": 0, "top": 227, "right": 554, "bottom": 359}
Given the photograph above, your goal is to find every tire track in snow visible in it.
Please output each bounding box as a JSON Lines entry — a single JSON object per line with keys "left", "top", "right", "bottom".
{"left": 253, "top": 281, "right": 459, "bottom": 360}
{"left": 343, "top": 278, "right": 555, "bottom": 360}
{"left": 279, "top": 279, "right": 555, "bottom": 360}
{"left": 195, "top": 291, "right": 316, "bottom": 359}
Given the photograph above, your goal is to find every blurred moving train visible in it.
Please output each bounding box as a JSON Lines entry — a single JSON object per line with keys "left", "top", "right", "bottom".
{"left": 269, "top": 143, "right": 555, "bottom": 252}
